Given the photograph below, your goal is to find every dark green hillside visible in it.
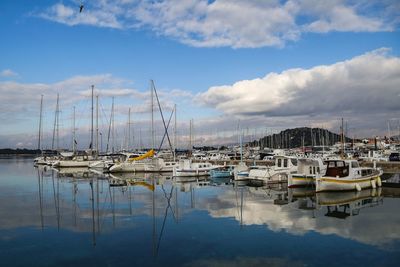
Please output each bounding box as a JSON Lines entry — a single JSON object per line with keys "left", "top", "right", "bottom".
{"left": 252, "top": 127, "right": 353, "bottom": 149}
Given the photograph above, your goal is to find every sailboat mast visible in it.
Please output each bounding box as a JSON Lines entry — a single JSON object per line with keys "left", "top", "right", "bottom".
{"left": 38, "top": 95, "right": 43, "bottom": 151}
{"left": 73, "top": 106, "right": 76, "bottom": 153}
{"left": 96, "top": 95, "right": 99, "bottom": 154}
{"left": 56, "top": 98, "right": 59, "bottom": 151}
{"left": 341, "top": 118, "right": 344, "bottom": 158}
{"left": 112, "top": 98, "right": 115, "bottom": 153}
{"left": 151, "top": 81, "right": 155, "bottom": 150}
{"left": 240, "top": 130, "right": 243, "bottom": 162}
{"left": 189, "top": 119, "right": 193, "bottom": 157}
{"left": 51, "top": 93, "right": 60, "bottom": 151}
{"left": 174, "top": 104, "right": 177, "bottom": 162}
{"left": 106, "top": 97, "right": 114, "bottom": 154}
{"left": 128, "top": 107, "right": 131, "bottom": 150}
{"left": 91, "top": 85, "right": 94, "bottom": 153}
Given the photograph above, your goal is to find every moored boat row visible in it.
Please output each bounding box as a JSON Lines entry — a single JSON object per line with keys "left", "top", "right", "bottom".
{"left": 35, "top": 152, "right": 385, "bottom": 193}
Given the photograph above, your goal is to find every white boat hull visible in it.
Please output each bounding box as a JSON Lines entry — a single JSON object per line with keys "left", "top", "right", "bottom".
{"left": 89, "top": 160, "right": 113, "bottom": 169}
{"left": 173, "top": 159, "right": 217, "bottom": 177}
{"left": 316, "top": 173, "right": 382, "bottom": 192}
{"left": 109, "top": 162, "right": 153, "bottom": 172}
{"left": 173, "top": 169, "right": 210, "bottom": 177}
{"left": 34, "top": 159, "right": 48, "bottom": 165}
{"left": 288, "top": 175, "right": 316, "bottom": 188}
{"left": 248, "top": 169, "right": 290, "bottom": 183}
{"left": 109, "top": 160, "right": 176, "bottom": 173}
{"left": 53, "top": 160, "right": 91, "bottom": 168}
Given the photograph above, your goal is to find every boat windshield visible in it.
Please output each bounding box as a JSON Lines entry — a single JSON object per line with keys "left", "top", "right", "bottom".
{"left": 325, "top": 161, "right": 349, "bottom": 178}
{"left": 351, "top": 161, "right": 360, "bottom": 168}
{"left": 290, "top": 158, "right": 297, "bottom": 166}
{"left": 283, "top": 159, "right": 288, "bottom": 167}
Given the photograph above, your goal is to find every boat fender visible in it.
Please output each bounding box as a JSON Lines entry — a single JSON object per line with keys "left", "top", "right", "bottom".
{"left": 355, "top": 183, "right": 361, "bottom": 192}
{"left": 377, "top": 177, "right": 382, "bottom": 187}
{"left": 371, "top": 180, "right": 376, "bottom": 189}
{"left": 371, "top": 188, "right": 376, "bottom": 197}
{"left": 288, "top": 175, "right": 293, "bottom": 187}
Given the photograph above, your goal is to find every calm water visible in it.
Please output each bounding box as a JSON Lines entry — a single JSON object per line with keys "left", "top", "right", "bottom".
{"left": 0, "top": 157, "right": 399, "bottom": 267}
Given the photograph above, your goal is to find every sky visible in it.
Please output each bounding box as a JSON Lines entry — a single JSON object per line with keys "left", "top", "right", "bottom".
{"left": 0, "top": 0, "right": 399, "bottom": 150}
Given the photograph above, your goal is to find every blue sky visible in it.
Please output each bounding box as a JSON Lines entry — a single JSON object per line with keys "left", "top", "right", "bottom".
{"left": 0, "top": 0, "right": 399, "bottom": 149}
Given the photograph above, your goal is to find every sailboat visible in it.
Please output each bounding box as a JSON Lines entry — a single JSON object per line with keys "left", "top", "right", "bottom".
{"left": 53, "top": 86, "right": 97, "bottom": 168}
{"left": 173, "top": 119, "right": 219, "bottom": 177}
{"left": 108, "top": 149, "right": 159, "bottom": 172}
{"left": 233, "top": 130, "right": 250, "bottom": 183}
{"left": 34, "top": 95, "right": 47, "bottom": 165}
{"left": 109, "top": 81, "right": 178, "bottom": 173}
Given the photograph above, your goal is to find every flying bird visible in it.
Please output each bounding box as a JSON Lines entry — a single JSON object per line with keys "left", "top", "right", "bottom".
{"left": 79, "top": 4, "right": 84, "bottom": 13}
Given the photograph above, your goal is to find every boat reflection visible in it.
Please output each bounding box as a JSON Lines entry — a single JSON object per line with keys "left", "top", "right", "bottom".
{"left": 202, "top": 183, "right": 400, "bottom": 247}
{"left": 8, "top": 167, "right": 400, "bottom": 252}
{"left": 31, "top": 168, "right": 218, "bottom": 254}
{"left": 317, "top": 188, "right": 382, "bottom": 213}
{"left": 247, "top": 183, "right": 289, "bottom": 205}
{"left": 288, "top": 187, "right": 384, "bottom": 216}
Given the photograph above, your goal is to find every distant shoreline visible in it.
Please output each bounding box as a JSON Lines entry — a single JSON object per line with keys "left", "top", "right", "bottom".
{"left": 0, "top": 149, "right": 41, "bottom": 155}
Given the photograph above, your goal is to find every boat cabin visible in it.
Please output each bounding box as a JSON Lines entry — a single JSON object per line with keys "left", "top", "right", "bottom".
{"left": 296, "top": 158, "right": 325, "bottom": 175}
{"left": 324, "top": 160, "right": 360, "bottom": 178}
{"left": 274, "top": 156, "right": 297, "bottom": 170}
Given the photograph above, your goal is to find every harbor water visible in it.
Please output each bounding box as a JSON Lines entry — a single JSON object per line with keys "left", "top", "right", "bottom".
{"left": 0, "top": 157, "right": 399, "bottom": 267}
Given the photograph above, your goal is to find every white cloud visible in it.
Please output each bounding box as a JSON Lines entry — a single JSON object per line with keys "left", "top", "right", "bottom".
{"left": 79, "top": 88, "right": 146, "bottom": 98}
{"left": 198, "top": 187, "right": 400, "bottom": 248}
{"left": 0, "top": 73, "right": 194, "bottom": 148}
{"left": 168, "top": 89, "right": 194, "bottom": 98}
{"left": 0, "top": 74, "right": 129, "bottom": 114}
{"left": 0, "top": 74, "right": 134, "bottom": 130}
{"left": 38, "top": 0, "right": 398, "bottom": 48}
{"left": 0, "top": 69, "right": 18, "bottom": 77}
{"left": 197, "top": 48, "right": 400, "bottom": 119}
{"left": 131, "top": 0, "right": 300, "bottom": 48}
{"left": 39, "top": 3, "right": 123, "bottom": 29}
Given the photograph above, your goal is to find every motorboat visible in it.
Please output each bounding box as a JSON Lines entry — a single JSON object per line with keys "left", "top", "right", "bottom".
{"left": 248, "top": 155, "right": 298, "bottom": 184}
{"left": 210, "top": 165, "right": 234, "bottom": 179}
{"left": 315, "top": 159, "right": 383, "bottom": 192}
{"left": 288, "top": 158, "right": 326, "bottom": 188}
{"left": 173, "top": 159, "right": 219, "bottom": 177}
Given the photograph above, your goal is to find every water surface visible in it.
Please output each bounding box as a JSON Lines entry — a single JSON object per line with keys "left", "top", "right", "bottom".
{"left": 0, "top": 157, "right": 399, "bottom": 267}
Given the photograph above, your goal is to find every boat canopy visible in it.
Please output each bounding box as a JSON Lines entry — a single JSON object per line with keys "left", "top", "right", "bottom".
{"left": 127, "top": 149, "right": 155, "bottom": 161}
